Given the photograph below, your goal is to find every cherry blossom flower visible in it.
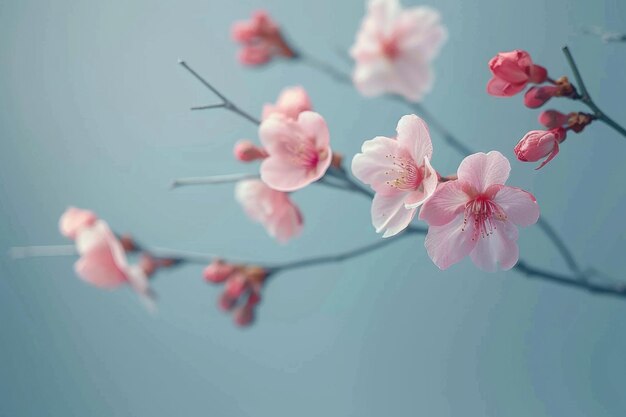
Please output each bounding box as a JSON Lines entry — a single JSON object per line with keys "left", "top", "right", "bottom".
{"left": 351, "top": 114, "right": 439, "bottom": 237}
{"left": 262, "top": 86, "right": 312, "bottom": 120}
{"left": 350, "top": 0, "right": 447, "bottom": 102}
{"left": 59, "top": 207, "right": 97, "bottom": 239}
{"left": 514, "top": 128, "right": 566, "bottom": 169}
{"left": 419, "top": 151, "right": 540, "bottom": 271}
{"left": 538, "top": 110, "right": 571, "bottom": 129}
{"left": 204, "top": 260, "right": 267, "bottom": 327}
{"left": 259, "top": 111, "right": 332, "bottom": 191}
{"left": 73, "top": 220, "right": 155, "bottom": 305}
{"left": 487, "top": 50, "right": 547, "bottom": 97}
{"left": 231, "top": 11, "right": 297, "bottom": 66}
{"left": 235, "top": 179, "right": 303, "bottom": 243}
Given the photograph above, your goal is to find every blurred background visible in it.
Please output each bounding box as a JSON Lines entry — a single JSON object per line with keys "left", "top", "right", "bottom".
{"left": 1, "top": 0, "right": 626, "bottom": 415}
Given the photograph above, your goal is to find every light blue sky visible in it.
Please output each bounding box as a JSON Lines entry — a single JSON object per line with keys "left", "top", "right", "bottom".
{"left": 1, "top": 0, "right": 626, "bottom": 416}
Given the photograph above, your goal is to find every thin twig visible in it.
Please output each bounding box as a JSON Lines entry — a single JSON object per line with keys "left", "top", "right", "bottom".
{"left": 179, "top": 60, "right": 262, "bottom": 126}
{"left": 170, "top": 173, "right": 259, "bottom": 189}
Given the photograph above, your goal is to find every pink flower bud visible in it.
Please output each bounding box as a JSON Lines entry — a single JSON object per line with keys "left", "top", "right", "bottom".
{"left": 538, "top": 110, "right": 570, "bottom": 129}
{"left": 231, "top": 10, "right": 296, "bottom": 67}
{"left": 514, "top": 127, "right": 566, "bottom": 170}
{"left": 233, "top": 140, "right": 268, "bottom": 162}
{"left": 524, "top": 86, "right": 559, "bottom": 108}
{"left": 203, "top": 259, "right": 235, "bottom": 283}
{"left": 225, "top": 274, "right": 248, "bottom": 298}
{"left": 218, "top": 292, "right": 237, "bottom": 311}
{"left": 233, "top": 304, "right": 255, "bottom": 327}
{"left": 238, "top": 46, "right": 271, "bottom": 66}
{"left": 487, "top": 50, "right": 547, "bottom": 97}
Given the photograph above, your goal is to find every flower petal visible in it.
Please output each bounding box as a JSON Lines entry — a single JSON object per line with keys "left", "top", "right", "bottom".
{"left": 493, "top": 186, "right": 540, "bottom": 227}
{"left": 396, "top": 114, "right": 433, "bottom": 163}
{"left": 469, "top": 220, "right": 519, "bottom": 272}
{"left": 298, "top": 111, "right": 330, "bottom": 149}
{"left": 418, "top": 180, "right": 468, "bottom": 226}
{"left": 351, "top": 136, "right": 404, "bottom": 195}
{"left": 457, "top": 151, "right": 511, "bottom": 193}
{"left": 424, "top": 214, "right": 477, "bottom": 270}
{"left": 371, "top": 192, "right": 416, "bottom": 238}
{"left": 486, "top": 77, "right": 525, "bottom": 97}
{"left": 535, "top": 141, "right": 559, "bottom": 170}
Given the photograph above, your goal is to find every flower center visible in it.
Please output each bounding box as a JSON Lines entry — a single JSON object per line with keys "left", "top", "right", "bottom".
{"left": 384, "top": 154, "right": 423, "bottom": 191}
{"left": 462, "top": 196, "right": 507, "bottom": 240}
{"left": 380, "top": 37, "right": 400, "bottom": 60}
{"left": 286, "top": 137, "right": 321, "bottom": 169}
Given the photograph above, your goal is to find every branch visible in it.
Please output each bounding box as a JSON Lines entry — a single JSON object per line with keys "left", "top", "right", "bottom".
{"left": 178, "top": 60, "right": 261, "bottom": 126}
{"left": 562, "top": 46, "right": 626, "bottom": 138}
{"left": 289, "top": 49, "right": 608, "bottom": 291}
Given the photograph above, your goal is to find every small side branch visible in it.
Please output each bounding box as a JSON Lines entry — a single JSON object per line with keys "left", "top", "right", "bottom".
{"left": 179, "top": 60, "right": 261, "bottom": 126}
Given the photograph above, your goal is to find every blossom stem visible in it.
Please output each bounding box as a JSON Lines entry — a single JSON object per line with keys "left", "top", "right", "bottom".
{"left": 562, "top": 46, "right": 626, "bottom": 138}
{"left": 178, "top": 60, "right": 262, "bottom": 126}
{"left": 269, "top": 232, "right": 413, "bottom": 274}
{"left": 170, "top": 173, "right": 259, "bottom": 189}
{"left": 191, "top": 103, "right": 226, "bottom": 110}
{"left": 297, "top": 52, "right": 353, "bottom": 83}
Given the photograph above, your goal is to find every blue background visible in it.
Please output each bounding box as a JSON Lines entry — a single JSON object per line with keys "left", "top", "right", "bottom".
{"left": 2, "top": 0, "right": 626, "bottom": 415}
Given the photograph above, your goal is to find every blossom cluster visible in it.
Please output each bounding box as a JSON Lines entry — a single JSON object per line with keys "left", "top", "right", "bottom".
{"left": 486, "top": 49, "right": 595, "bottom": 169}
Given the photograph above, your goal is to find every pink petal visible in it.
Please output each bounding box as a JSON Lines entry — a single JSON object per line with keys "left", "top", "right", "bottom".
{"left": 392, "top": 55, "right": 433, "bottom": 102}
{"left": 535, "top": 142, "right": 559, "bottom": 170}
{"left": 260, "top": 157, "right": 313, "bottom": 192}
{"left": 353, "top": 59, "right": 395, "bottom": 98}
{"left": 418, "top": 180, "right": 468, "bottom": 225}
{"left": 396, "top": 114, "right": 433, "bottom": 163}
{"left": 493, "top": 186, "right": 540, "bottom": 227}
{"left": 74, "top": 242, "right": 127, "bottom": 288}
{"left": 59, "top": 207, "right": 98, "bottom": 240}
{"left": 258, "top": 115, "right": 292, "bottom": 157}
{"left": 371, "top": 192, "right": 417, "bottom": 238}
{"left": 469, "top": 220, "right": 519, "bottom": 271}
{"left": 424, "top": 214, "right": 477, "bottom": 270}
{"left": 271, "top": 203, "right": 304, "bottom": 243}
{"left": 298, "top": 111, "right": 331, "bottom": 154}
{"left": 351, "top": 136, "right": 404, "bottom": 195}
{"left": 486, "top": 77, "right": 525, "bottom": 97}
{"left": 457, "top": 151, "right": 511, "bottom": 193}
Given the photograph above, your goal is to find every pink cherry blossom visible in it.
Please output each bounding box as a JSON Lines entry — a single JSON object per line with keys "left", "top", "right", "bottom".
{"left": 538, "top": 110, "right": 571, "bottom": 129}
{"left": 262, "top": 86, "right": 312, "bottom": 121}
{"left": 233, "top": 140, "right": 268, "bottom": 162}
{"left": 59, "top": 207, "right": 98, "bottom": 239}
{"left": 419, "top": 151, "right": 540, "bottom": 271}
{"left": 350, "top": 0, "right": 447, "bottom": 102}
{"left": 231, "top": 11, "right": 297, "bottom": 66}
{"left": 235, "top": 179, "right": 303, "bottom": 243}
{"left": 351, "top": 114, "right": 439, "bottom": 237}
{"left": 73, "top": 220, "right": 154, "bottom": 300}
{"left": 487, "top": 50, "right": 547, "bottom": 97}
{"left": 524, "top": 85, "right": 559, "bottom": 108}
{"left": 514, "top": 128, "right": 566, "bottom": 170}
{"left": 259, "top": 111, "right": 332, "bottom": 192}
